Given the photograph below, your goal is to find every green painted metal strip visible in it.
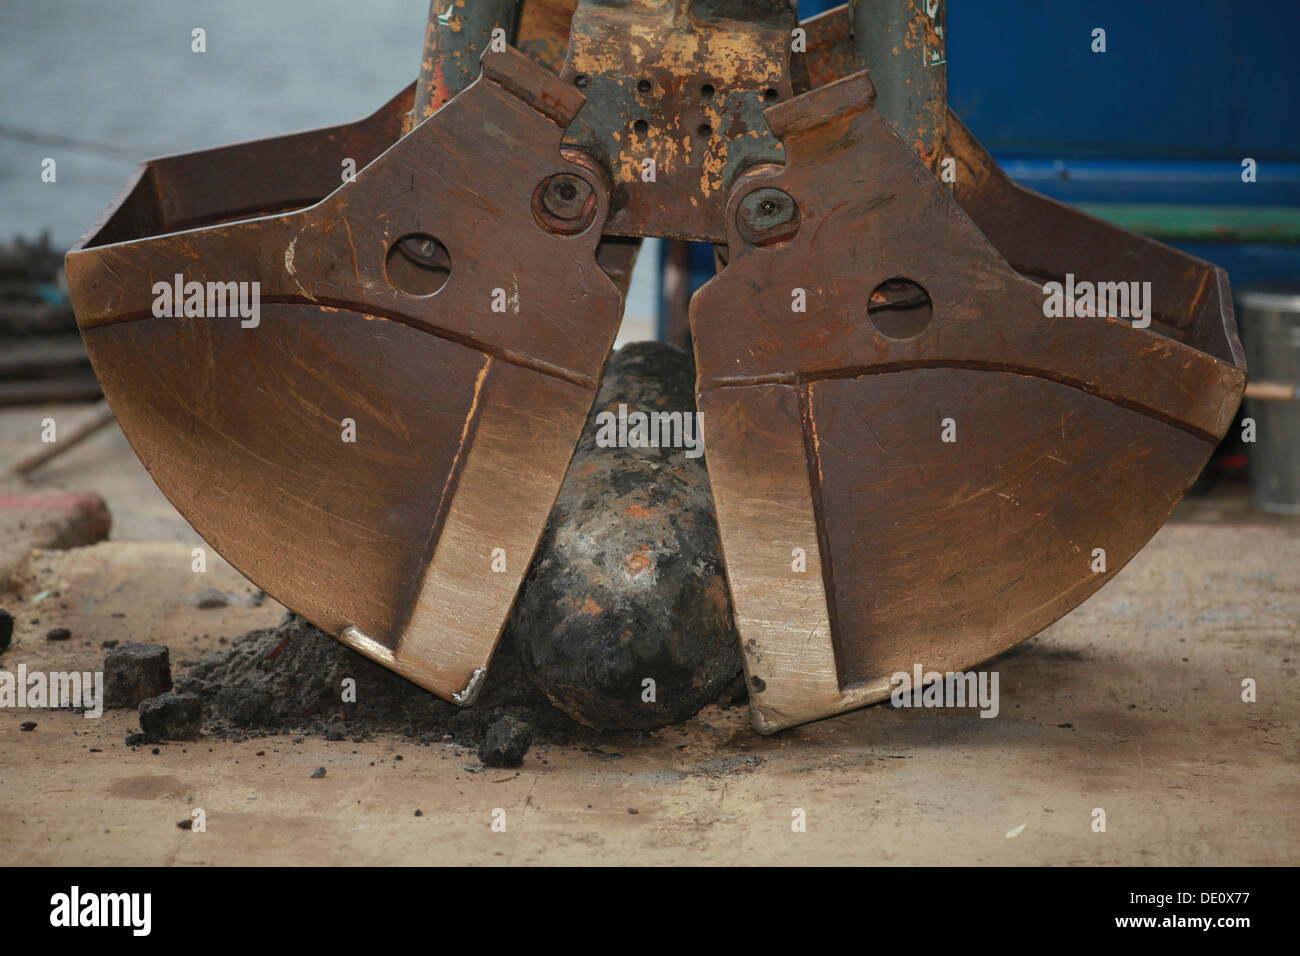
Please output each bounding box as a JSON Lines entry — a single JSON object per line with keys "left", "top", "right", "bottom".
{"left": 1074, "top": 203, "right": 1300, "bottom": 243}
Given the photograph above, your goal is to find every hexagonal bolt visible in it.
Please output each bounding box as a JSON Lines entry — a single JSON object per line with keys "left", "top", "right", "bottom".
{"left": 737, "top": 187, "right": 800, "bottom": 246}
{"left": 533, "top": 173, "right": 597, "bottom": 235}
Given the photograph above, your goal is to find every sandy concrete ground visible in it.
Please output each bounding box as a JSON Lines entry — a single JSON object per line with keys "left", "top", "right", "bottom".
{"left": 1, "top": 406, "right": 1297, "bottom": 865}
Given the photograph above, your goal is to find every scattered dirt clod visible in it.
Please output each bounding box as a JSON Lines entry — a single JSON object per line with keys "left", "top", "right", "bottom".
{"left": 191, "top": 587, "right": 230, "bottom": 610}
{"left": 479, "top": 716, "right": 533, "bottom": 767}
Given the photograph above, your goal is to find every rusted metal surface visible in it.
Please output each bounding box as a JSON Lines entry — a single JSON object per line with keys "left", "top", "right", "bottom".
{"left": 410, "top": 0, "right": 520, "bottom": 128}
{"left": 946, "top": 114, "right": 1243, "bottom": 362}
{"left": 86, "top": 84, "right": 414, "bottom": 245}
{"left": 66, "top": 49, "right": 625, "bottom": 706}
{"left": 799, "top": 3, "right": 1242, "bottom": 357}
{"left": 517, "top": 0, "right": 578, "bottom": 72}
{"left": 690, "top": 72, "right": 1246, "bottom": 732}
{"left": 557, "top": 0, "right": 795, "bottom": 241}
{"left": 799, "top": 3, "right": 857, "bottom": 89}
{"left": 850, "top": 0, "right": 947, "bottom": 175}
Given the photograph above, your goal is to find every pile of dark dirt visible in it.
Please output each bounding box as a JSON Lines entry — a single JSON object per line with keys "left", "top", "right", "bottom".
{"left": 174, "top": 609, "right": 748, "bottom": 764}
{"left": 177, "top": 612, "right": 599, "bottom": 751}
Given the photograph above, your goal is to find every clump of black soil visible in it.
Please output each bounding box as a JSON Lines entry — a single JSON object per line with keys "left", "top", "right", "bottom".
{"left": 478, "top": 716, "right": 533, "bottom": 768}
{"left": 178, "top": 612, "right": 596, "bottom": 749}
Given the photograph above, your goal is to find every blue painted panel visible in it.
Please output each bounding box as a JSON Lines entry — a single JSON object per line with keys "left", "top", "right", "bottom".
{"left": 997, "top": 158, "right": 1300, "bottom": 206}
{"left": 797, "top": 2, "right": 1299, "bottom": 163}
{"left": 948, "top": 0, "right": 1296, "bottom": 162}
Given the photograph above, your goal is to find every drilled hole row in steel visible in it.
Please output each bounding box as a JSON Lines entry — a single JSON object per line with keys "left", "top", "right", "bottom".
{"left": 572, "top": 75, "right": 779, "bottom": 140}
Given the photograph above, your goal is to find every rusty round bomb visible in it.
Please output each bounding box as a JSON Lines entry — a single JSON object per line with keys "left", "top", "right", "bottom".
{"left": 505, "top": 342, "right": 741, "bottom": 731}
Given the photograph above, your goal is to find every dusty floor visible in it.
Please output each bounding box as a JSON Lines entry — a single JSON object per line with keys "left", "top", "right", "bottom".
{"left": 1, "top": 403, "right": 1297, "bottom": 865}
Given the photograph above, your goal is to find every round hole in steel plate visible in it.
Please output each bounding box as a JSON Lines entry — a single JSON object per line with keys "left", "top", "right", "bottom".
{"left": 867, "top": 277, "right": 933, "bottom": 339}
{"left": 385, "top": 233, "right": 451, "bottom": 297}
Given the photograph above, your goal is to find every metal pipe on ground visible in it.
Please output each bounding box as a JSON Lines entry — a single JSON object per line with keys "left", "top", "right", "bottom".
{"left": 1241, "top": 290, "right": 1300, "bottom": 514}
{"left": 7, "top": 400, "right": 115, "bottom": 477}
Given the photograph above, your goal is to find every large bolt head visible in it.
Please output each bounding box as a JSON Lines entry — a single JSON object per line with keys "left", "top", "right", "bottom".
{"left": 737, "top": 187, "right": 800, "bottom": 246}
{"left": 533, "top": 173, "right": 597, "bottom": 235}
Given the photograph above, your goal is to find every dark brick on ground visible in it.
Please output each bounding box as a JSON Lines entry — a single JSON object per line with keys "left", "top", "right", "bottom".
{"left": 0, "top": 608, "right": 12, "bottom": 652}
{"left": 104, "top": 642, "right": 172, "bottom": 708}
{"left": 138, "top": 692, "right": 201, "bottom": 740}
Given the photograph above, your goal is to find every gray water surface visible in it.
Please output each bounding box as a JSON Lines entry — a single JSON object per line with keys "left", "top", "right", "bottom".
{"left": 1, "top": 0, "right": 426, "bottom": 247}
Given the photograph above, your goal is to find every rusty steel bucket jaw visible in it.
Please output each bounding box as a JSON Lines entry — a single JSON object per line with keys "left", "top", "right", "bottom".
{"left": 65, "top": 48, "right": 624, "bottom": 707}
{"left": 691, "top": 71, "right": 1247, "bottom": 734}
